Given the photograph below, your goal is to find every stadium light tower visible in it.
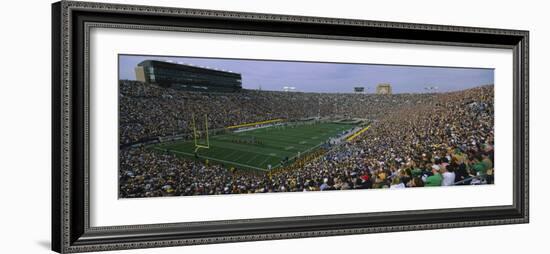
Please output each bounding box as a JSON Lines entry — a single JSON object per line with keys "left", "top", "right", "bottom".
{"left": 424, "top": 86, "right": 439, "bottom": 93}
{"left": 283, "top": 86, "right": 296, "bottom": 92}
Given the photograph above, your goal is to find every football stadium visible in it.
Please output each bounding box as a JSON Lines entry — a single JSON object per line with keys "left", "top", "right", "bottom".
{"left": 119, "top": 58, "right": 495, "bottom": 198}
{"left": 154, "top": 121, "right": 360, "bottom": 171}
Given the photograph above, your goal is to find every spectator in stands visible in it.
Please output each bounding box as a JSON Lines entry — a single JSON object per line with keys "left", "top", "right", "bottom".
{"left": 441, "top": 164, "right": 456, "bottom": 186}
{"left": 390, "top": 176, "right": 405, "bottom": 189}
{"left": 424, "top": 165, "right": 443, "bottom": 187}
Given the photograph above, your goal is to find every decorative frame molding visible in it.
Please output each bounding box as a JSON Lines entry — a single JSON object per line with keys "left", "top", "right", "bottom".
{"left": 52, "top": 1, "right": 529, "bottom": 253}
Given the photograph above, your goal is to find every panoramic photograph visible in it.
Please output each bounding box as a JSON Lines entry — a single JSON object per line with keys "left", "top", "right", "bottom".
{"left": 118, "top": 54, "right": 495, "bottom": 198}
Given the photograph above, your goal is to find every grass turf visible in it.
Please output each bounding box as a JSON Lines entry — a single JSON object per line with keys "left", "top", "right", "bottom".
{"left": 152, "top": 122, "right": 356, "bottom": 171}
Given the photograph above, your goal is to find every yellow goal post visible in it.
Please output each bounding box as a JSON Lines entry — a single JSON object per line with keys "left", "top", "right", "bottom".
{"left": 191, "top": 113, "right": 210, "bottom": 152}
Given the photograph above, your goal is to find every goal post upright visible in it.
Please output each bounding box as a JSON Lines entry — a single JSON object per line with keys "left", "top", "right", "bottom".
{"left": 191, "top": 113, "right": 210, "bottom": 153}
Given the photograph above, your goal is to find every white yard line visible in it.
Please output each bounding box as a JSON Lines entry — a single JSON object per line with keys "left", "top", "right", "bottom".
{"left": 152, "top": 147, "right": 269, "bottom": 171}
{"left": 258, "top": 157, "right": 272, "bottom": 167}
{"left": 244, "top": 154, "right": 260, "bottom": 164}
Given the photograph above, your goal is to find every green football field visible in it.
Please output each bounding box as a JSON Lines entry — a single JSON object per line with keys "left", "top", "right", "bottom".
{"left": 152, "top": 122, "right": 356, "bottom": 171}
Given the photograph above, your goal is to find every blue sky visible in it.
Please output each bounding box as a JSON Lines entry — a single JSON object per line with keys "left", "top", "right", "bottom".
{"left": 119, "top": 55, "right": 494, "bottom": 94}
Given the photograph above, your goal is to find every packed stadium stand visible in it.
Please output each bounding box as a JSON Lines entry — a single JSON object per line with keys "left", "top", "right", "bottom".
{"left": 119, "top": 80, "right": 494, "bottom": 197}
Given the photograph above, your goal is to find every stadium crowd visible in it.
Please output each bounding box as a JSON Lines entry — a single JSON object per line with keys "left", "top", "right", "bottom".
{"left": 119, "top": 80, "right": 494, "bottom": 197}
{"left": 119, "top": 80, "right": 434, "bottom": 146}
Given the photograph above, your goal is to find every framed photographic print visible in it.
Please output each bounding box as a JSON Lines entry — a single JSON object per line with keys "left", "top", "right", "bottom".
{"left": 52, "top": 1, "right": 529, "bottom": 253}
